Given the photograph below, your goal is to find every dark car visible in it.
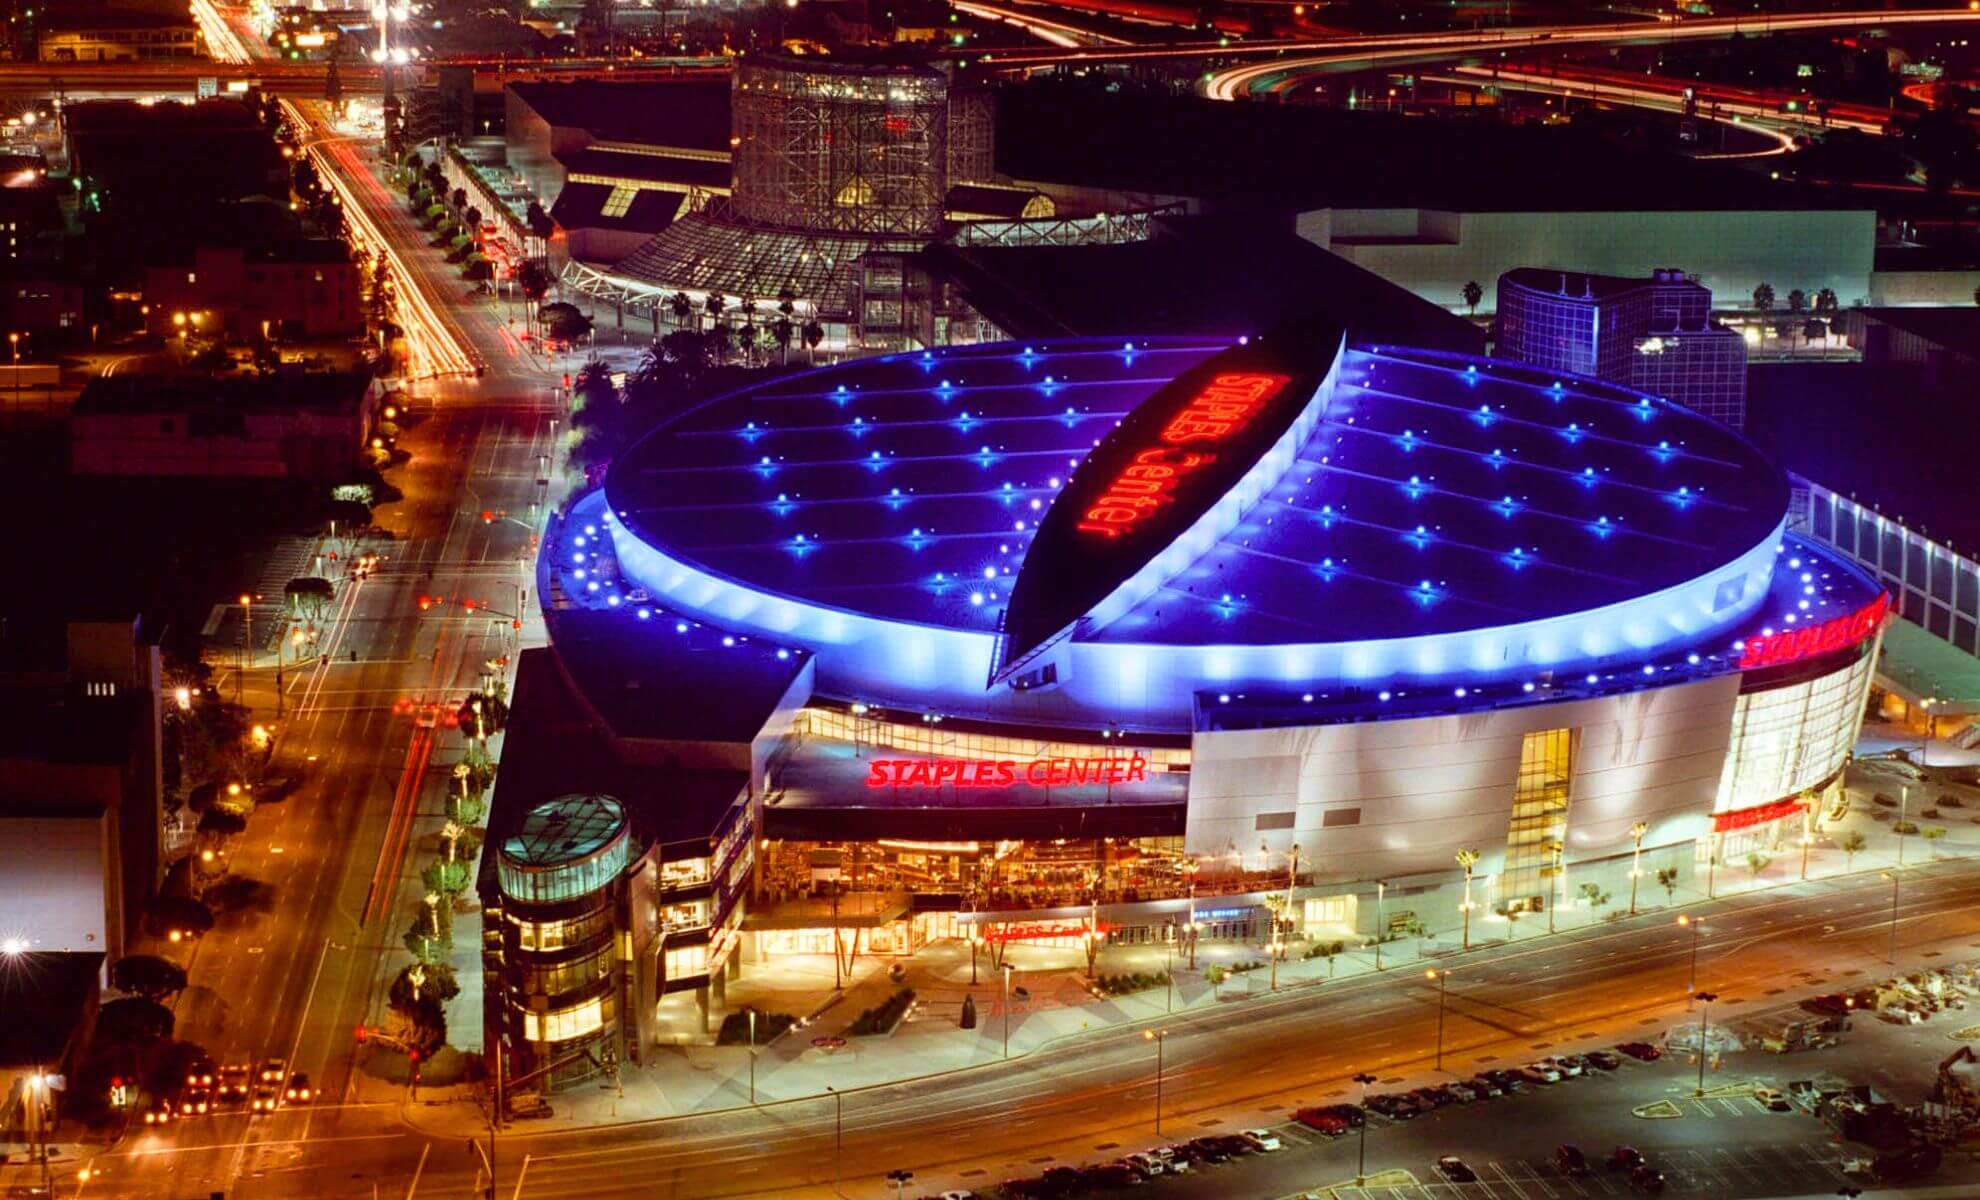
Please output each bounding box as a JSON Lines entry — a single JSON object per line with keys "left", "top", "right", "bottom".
{"left": 1483, "top": 1069, "right": 1525, "bottom": 1093}
{"left": 1628, "top": 1164, "right": 1667, "bottom": 1193}
{"left": 1435, "top": 1156, "right": 1479, "bottom": 1183}
{"left": 1556, "top": 1145, "right": 1590, "bottom": 1176}
{"left": 1616, "top": 1042, "right": 1662, "bottom": 1062}
{"left": 1407, "top": 1086, "right": 1451, "bottom": 1109}
{"left": 1804, "top": 993, "right": 1855, "bottom": 1015}
{"left": 1585, "top": 1051, "right": 1622, "bottom": 1071}
{"left": 1323, "top": 1103, "right": 1366, "bottom": 1127}
{"left": 1467, "top": 1075, "right": 1504, "bottom": 1098}
{"left": 1084, "top": 1163, "right": 1140, "bottom": 1189}
{"left": 1609, "top": 1146, "right": 1647, "bottom": 1172}
{"left": 1874, "top": 1143, "right": 1943, "bottom": 1182}
{"left": 1040, "top": 1166, "right": 1085, "bottom": 1195}
{"left": 1208, "top": 1134, "right": 1254, "bottom": 1157}
{"left": 999, "top": 1181, "right": 1046, "bottom": 1200}
{"left": 1364, "top": 1094, "right": 1414, "bottom": 1119}
{"left": 1185, "top": 1137, "right": 1229, "bottom": 1163}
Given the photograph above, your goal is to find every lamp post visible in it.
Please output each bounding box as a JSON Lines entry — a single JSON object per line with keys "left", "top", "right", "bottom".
{"left": 1164, "top": 935, "right": 1175, "bottom": 1013}
{"left": 1628, "top": 821, "right": 1649, "bottom": 915}
{"left": 825, "top": 1085, "right": 843, "bottom": 1194}
{"left": 1183, "top": 858, "right": 1199, "bottom": 968}
{"left": 1898, "top": 785, "right": 1909, "bottom": 868}
{"left": 1921, "top": 697, "right": 1936, "bottom": 769}
{"left": 1001, "top": 964, "right": 1013, "bottom": 1059}
{"left": 1548, "top": 842, "right": 1564, "bottom": 935}
{"left": 1143, "top": 1028, "right": 1167, "bottom": 1135}
{"left": 967, "top": 929, "right": 982, "bottom": 986}
{"left": 1426, "top": 968, "right": 1449, "bottom": 1070}
{"left": 1881, "top": 871, "right": 1901, "bottom": 964}
{"left": 237, "top": 593, "right": 253, "bottom": 706}
{"left": 1677, "top": 914, "right": 1702, "bottom": 1002}
{"left": 1693, "top": 990, "right": 1719, "bottom": 1097}
{"left": 747, "top": 1009, "right": 757, "bottom": 1106}
{"left": 1455, "top": 850, "right": 1480, "bottom": 950}
{"left": 1374, "top": 879, "right": 1386, "bottom": 969}
{"left": 1268, "top": 930, "right": 1286, "bottom": 991}
{"left": 1352, "top": 1070, "right": 1378, "bottom": 1183}
{"left": 1799, "top": 804, "right": 1814, "bottom": 882}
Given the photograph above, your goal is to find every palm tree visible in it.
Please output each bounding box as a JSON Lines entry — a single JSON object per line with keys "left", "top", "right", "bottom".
{"left": 802, "top": 319, "right": 825, "bottom": 363}
{"left": 669, "top": 291, "right": 693, "bottom": 330}
{"left": 771, "top": 317, "right": 794, "bottom": 364}
{"left": 1839, "top": 829, "right": 1866, "bottom": 871}
{"left": 777, "top": 286, "right": 797, "bottom": 321}
{"left": 1460, "top": 280, "right": 1483, "bottom": 315}
{"left": 1786, "top": 288, "right": 1807, "bottom": 314}
{"left": 1455, "top": 848, "right": 1480, "bottom": 949}
{"left": 1814, "top": 287, "right": 1840, "bottom": 317}
{"left": 704, "top": 291, "right": 727, "bottom": 336}
{"left": 1752, "top": 282, "right": 1775, "bottom": 313}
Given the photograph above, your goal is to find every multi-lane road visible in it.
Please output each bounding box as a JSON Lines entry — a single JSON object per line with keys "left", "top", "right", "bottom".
{"left": 96, "top": 851, "right": 1980, "bottom": 1198}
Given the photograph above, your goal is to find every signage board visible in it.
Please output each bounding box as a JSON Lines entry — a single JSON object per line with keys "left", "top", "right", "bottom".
{"left": 864, "top": 755, "right": 1149, "bottom": 790}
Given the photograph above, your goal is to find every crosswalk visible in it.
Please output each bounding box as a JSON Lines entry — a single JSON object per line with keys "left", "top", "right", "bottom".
{"left": 1272, "top": 1122, "right": 1850, "bottom": 1198}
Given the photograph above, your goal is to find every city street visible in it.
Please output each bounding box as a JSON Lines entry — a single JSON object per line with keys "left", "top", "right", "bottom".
{"left": 82, "top": 854, "right": 1980, "bottom": 1198}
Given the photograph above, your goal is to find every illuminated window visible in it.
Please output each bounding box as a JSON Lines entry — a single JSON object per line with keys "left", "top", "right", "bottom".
{"left": 1501, "top": 728, "right": 1573, "bottom": 908}
{"left": 521, "top": 997, "right": 603, "bottom": 1043}
{"left": 601, "top": 186, "right": 638, "bottom": 218}
{"left": 664, "top": 943, "right": 709, "bottom": 979}
{"left": 658, "top": 857, "right": 710, "bottom": 890}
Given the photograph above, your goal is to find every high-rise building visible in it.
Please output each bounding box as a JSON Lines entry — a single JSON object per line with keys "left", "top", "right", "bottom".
{"left": 1495, "top": 267, "right": 1749, "bottom": 428}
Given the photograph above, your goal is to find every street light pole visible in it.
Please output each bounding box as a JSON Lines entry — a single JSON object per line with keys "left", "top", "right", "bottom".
{"left": 1455, "top": 850, "right": 1480, "bottom": 950}
{"left": 748, "top": 1009, "right": 756, "bottom": 1105}
{"left": 1144, "top": 1028, "right": 1167, "bottom": 1136}
{"left": 1353, "top": 1071, "right": 1377, "bottom": 1185}
{"left": 1693, "top": 991, "right": 1719, "bottom": 1097}
{"left": 1898, "top": 785, "right": 1909, "bottom": 868}
{"left": 238, "top": 593, "right": 253, "bottom": 706}
{"left": 1678, "top": 915, "right": 1701, "bottom": 1003}
{"left": 1001, "top": 964, "right": 1012, "bottom": 1059}
{"left": 1374, "top": 879, "right": 1385, "bottom": 970}
{"left": 826, "top": 1085, "right": 842, "bottom": 1195}
{"left": 1426, "top": 968, "right": 1448, "bottom": 1071}
{"left": 1882, "top": 871, "right": 1901, "bottom": 964}
{"left": 1629, "top": 821, "right": 1648, "bottom": 915}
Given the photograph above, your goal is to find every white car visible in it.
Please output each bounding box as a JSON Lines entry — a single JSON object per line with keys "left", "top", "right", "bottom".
{"left": 1524, "top": 1063, "right": 1563, "bottom": 1083}
{"left": 1124, "top": 1153, "right": 1166, "bottom": 1178}
{"left": 935, "top": 1192, "right": 978, "bottom": 1200}
{"left": 1150, "top": 1146, "right": 1191, "bottom": 1174}
{"left": 1539, "top": 1056, "right": 1583, "bottom": 1078}
{"left": 1240, "top": 1129, "right": 1283, "bottom": 1152}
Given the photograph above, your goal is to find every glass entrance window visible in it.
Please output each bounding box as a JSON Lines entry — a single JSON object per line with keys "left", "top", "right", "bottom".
{"left": 1502, "top": 728, "right": 1574, "bottom": 907}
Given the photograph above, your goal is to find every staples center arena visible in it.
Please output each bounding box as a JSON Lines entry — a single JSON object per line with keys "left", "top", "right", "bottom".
{"left": 484, "top": 322, "right": 1886, "bottom": 1081}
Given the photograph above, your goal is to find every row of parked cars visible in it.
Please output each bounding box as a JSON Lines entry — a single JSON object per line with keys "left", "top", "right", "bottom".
{"left": 141, "top": 1057, "right": 313, "bottom": 1126}
{"left": 995, "top": 1130, "right": 1283, "bottom": 1197}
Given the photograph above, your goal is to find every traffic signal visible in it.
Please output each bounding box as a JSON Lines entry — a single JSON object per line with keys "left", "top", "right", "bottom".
{"left": 355, "top": 1026, "right": 369, "bottom": 1043}
{"left": 481, "top": 510, "right": 494, "bottom": 523}
{"left": 419, "top": 596, "right": 432, "bottom": 610}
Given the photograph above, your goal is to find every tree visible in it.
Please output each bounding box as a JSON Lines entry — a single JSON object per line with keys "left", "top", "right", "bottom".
{"left": 456, "top": 691, "right": 510, "bottom": 738}
{"left": 422, "top": 858, "right": 471, "bottom": 896}
{"left": 704, "top": 291, "right": 727, "bottom": 340}
{"left": 668, "top": 291, "right": 694, "bottom": 329}
{"left": 1814, "top": 287, "right": 1840, "bottom": 318}
{"left": 1924, "top": 826, "right": 1948, "bottom": 857}
{"left": 1752, "top": 282, "right": 1775, "bottom": 313}
{"left": 404, "top": 895, "right": 452, "bottom": 963}
{"left": 802, "top": 319, "right": 825, "bottom": 361}
{"left": 390, "top": 962, "right": 460, "bottom": 1011}
{"left": 1577, "top": 882, "right": 1611, "bottom": 910}
{"left": 1840, "top": 828, "right": 1867, "bottom": 870}
{"left": 450, "top": 187, "right": 468, "bottom": 211}
{"left": 1786, "top": 288, "right": 1808, "bottom": 314}
{"left": 1460, "top": 280, "right": 1483, "bottom": 314}
{"left": 285, "top": 577, "right": 334, "bottom": 626}
{"left": 97, "top": 997, "right": 174, "bottom": 1044}
{"left": 197, "top": 806, "right": 248, "bottom": 839}
{"left": 464, "top": 205, "right": 482, "bottom": 232}
{"left": 517, "top": 260, "right": 552, "bottom": 305}
{"left": 1744, "top": 851, "right": 1771, "bottom": 881}
{"left": 387, "top": 993, "right": 447, "bottom": 1060}
{"left": 1656, "top": 866, "right": 1679, "bottom": 904}
{"left": 538, "top": 302, "right": 592, "bottom": 344}
{"left": 142, "top": 895, "right": 214, "bottom": 944}
{"left": 771, "top": 317, "right": 794, "bottom": 364}
{"left": 112, "top": 955, "right": 189, "bottom": 1003}
{"left": 524, "top": 200, "right": 555, "bottom": 242}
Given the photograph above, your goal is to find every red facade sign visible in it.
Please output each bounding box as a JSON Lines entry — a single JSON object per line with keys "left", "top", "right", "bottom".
{"left": 863, "top": 755, "right": 1150, "bottom": 790}
{"left": 978, "top": 921, "right": 1113, "bottom": 945}
{"left": 1738, "top": 593, "right": 1888, "bottom": 670}
{"left": 1075, "top": 372, "right": 1291, "bottom": 540}
{"left": 1712, "top": 797, "right": 1806, "bottom": 834}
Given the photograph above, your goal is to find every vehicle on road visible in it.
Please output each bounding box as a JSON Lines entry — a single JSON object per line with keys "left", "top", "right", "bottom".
{"left": 177, "top": 1085, "right": 212, "bottom": 1116}
{"left": 1609, "top": 1145, "right": 1647, "bottom": 1172}
{"left": 1294, "top": 1108, "right": 1349, "bottom": 1136}
{"left": 1754, "top": 1087, "right": 1792, "bottom": 1111}
{"left": 1483, "top": 1069, "right": 1525, "bottom": 1092}
{"left": 1435, "top": 1156, "right": 1479, "bottom": 1183}
{"left": 1616, "top": 1042, "right": 1662, "bottom": 1061}
{"left": 1240, "top": 1129, "right": 1283, "bottom": 1152}
{"left": 258, "top": 1058, "right": 286, "bottom": 1085}
{"left": 215, "top": 1065, "right": 249, "bottom": 1110}
{"left": 1585, "top": 1051, "right": 1622, "bottom": 1071}
{"left": 251, "top": 1085, "right": 279, "bottom": 1113}
{"left": 1467, "top": 1075, "right": 1504, "bottom": 1098}
{"left": 141, "top": 1100, "right": 173, "bottom": 1126}
{"left": 284, "top": 1072, "right": 313, "bottom": 1104}
{"left": 1556, "top": 1144, "right": 1590, "bottom": 1175}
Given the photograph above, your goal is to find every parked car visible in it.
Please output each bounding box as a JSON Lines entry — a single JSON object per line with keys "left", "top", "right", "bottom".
{"left": 1555, "top": 1145, "right": 1590, "bottom": 1176}
{"left": 1085, "top": 1163, "right": 1140, "bottom": 1188}
{"left": 1407, "top": 1087, "right": 1451, "bottom": 1109}
{"left": 1559, "top": 1054, "right": 1593, "bottom": 1075}
{"left": 1538, "top": 1056, "right": 1583, "bottom": 1078}
{"left": 1435, "top": 1156, "right": 1479, "bottom": 1183}
{"left": 1585, "top": 1051, "right": 1623, "bottom": 1071}
{"left": 1318, "top": 1103, "right": 1365, "bottom": 1127}
{"left": 1364, "top": 1094, "right": 1417, "bottom": 1119}
{"left": 1040, "top": 1166, "right": 1084, "bottom": 1194}
{"left": 1185, "top": 1136, "right": 1230, "bottom": 1163}
{"left": 1295, "top": 1109, "right": 1349, "bottom": 1136}
{"left": 1628, "top": 1164, "right": 1667, "bottom": 1193}
{"left": 1149, "top": 1146, "right": 1191, "bottom": 1173}
{"left": 1209, "top": 1134, "right": 1255, "bottom": 1157}
{"left": 1123, "top": 1153, "right": 1166, "bottom": 1178}
{"left": 1443, "top": 1082, "right": 1479, "bottom": 1102}
{"left": 1609, "top": 1146, "right": 1647, "bottom": 1172}
{"left": 1483, "top": 1069, "right": 1525, "bottom": 1093}
{"left": 1754, "top": 1087, "right": 1792, "bottom": 1112}
{"left": 1467, "top": 1075, "right": 1504, "bottom": 1098}
{"left": 1520, "top": 1065, "right": 1561, "bottom": 1085}
{"left": 1616, "top": 1042, "right": 1662, "bottom": 1062}
{"left": 1240, "top": 1129, "right": 1283, "bottom": 1152}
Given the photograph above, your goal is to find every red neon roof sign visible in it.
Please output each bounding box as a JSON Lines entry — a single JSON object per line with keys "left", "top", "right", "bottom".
{"left": 1738, "top": 593, "right": 1887, "bottom": 670}
{"left": 1076, "top": 372, "right": 1291, "bottom": 540}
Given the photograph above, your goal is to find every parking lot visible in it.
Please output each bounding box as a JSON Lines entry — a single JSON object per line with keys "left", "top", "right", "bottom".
{"left": 1002, "top": 1025, "right": 1978, "bottom": 1200}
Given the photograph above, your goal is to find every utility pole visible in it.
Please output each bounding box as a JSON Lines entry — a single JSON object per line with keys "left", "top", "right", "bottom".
{"left": 1426, "top": 968, "right": 1449, "bottom": 1070}
{"left": 1002, "top": 964, "right": 1012, "bottom": 1058}
{"left": 748, "top": 1008, "right": 757, "bottom": 1105}
{"left": 1693, "top": 991, "right": 1719, "bottom": 1097}
{"left": 237, "top": 594, "right": 253, "bottom": 707}
{"left": 1882, "top": 871, "right": 1901, "bottom": 964}
{"left": 1628, "top": 822, "right": 1648, "bottom": 915}
{"left": 1143, "top": 1029, "right": 1167, "bottom": 1135}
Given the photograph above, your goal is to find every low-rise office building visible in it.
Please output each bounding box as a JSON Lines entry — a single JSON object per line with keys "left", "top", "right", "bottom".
{"left": 71, "top": 372, "right": 380, "bottom": 481}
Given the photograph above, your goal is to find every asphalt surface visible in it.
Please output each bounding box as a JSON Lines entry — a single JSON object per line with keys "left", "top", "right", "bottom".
{"left": 92, "top": 855, "right": 1980, "bottom": 1198}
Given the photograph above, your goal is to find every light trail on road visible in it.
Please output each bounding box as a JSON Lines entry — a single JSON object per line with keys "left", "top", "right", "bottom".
{"left": 278, "top": 99, "right": 478, "bottom": 379}
{"left": 952, "top": 0, "right": 1134, "bottom": 47}
{"left": 191, "top": 0, "right": 253, "bottom": 64}
{"left": 1197, "top": 8, "right": 1980, "bottom": 100}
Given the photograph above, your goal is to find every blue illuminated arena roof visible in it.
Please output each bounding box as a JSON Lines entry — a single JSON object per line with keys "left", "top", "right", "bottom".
{"left": 607, "top": 337, "right": 1788, "bottom": 646}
